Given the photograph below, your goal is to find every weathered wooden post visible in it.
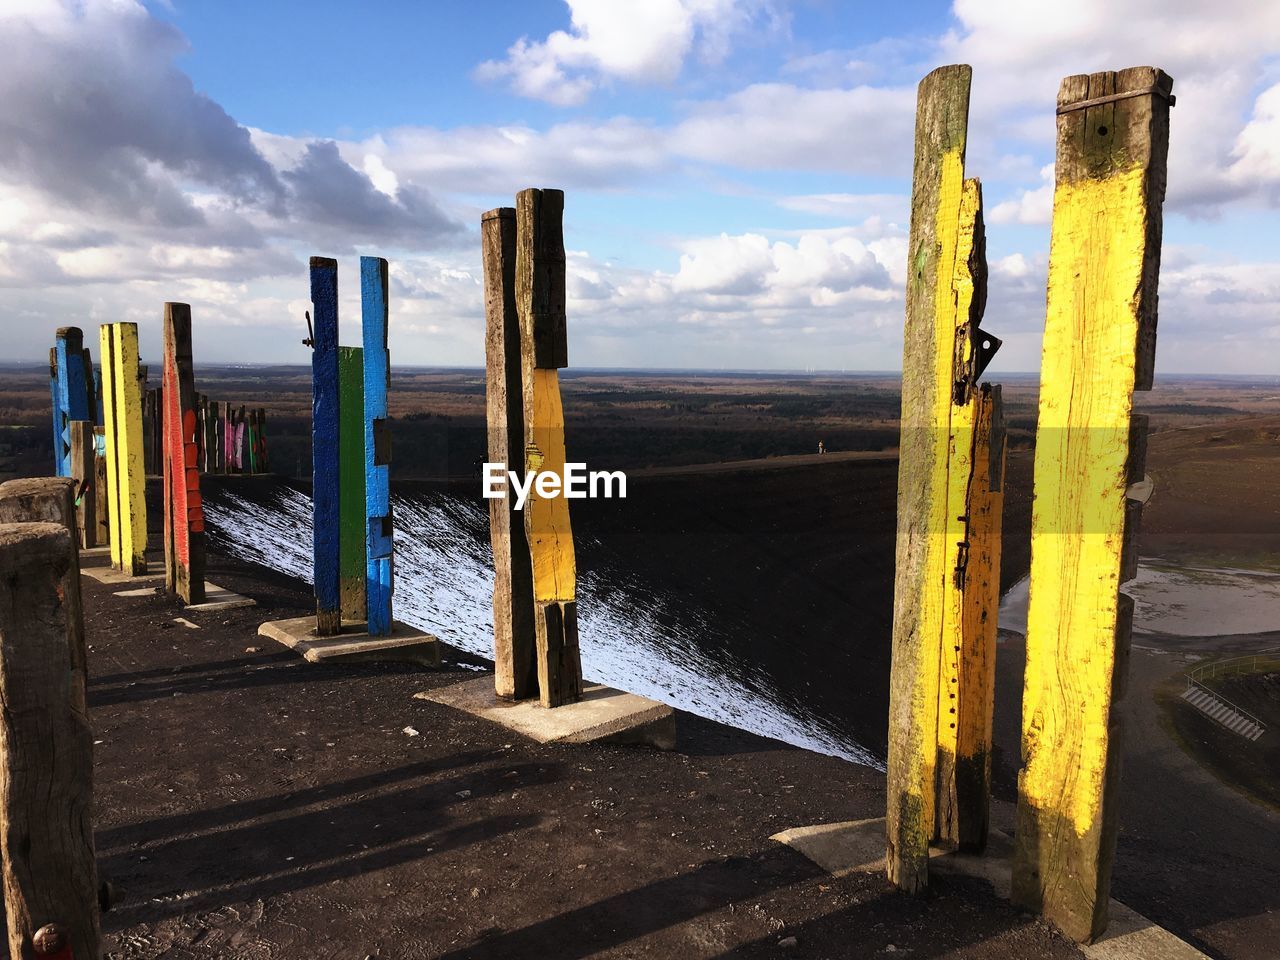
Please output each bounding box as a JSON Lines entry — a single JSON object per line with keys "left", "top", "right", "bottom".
{"left": 339, "top": 346, "right": 367, "bottom": 623}
{"left": 516, "top": 188, "right": 582, "bottom": 707}
{"left": 483, "top": 206, "right": 538, "bottom": 700}
{"left": 1012, "top": 67, "right": 1173, "bottom": 942}
{"left": 49, "top": 349, "right": 60, "bottom": 474}
{"left": 0, "top": 521, "right": 100, "bottom": 960}
{"left": 949, "top": 384, "right": 1005, "bottom": 851}
{"left": 311, "top": 257, "right": 342, "bottom": 636}
{"left": 221, "top": 401, "right": 234, "bottom": 475}
{"left": 53, "top": 328, "right": 90, "bottom": 478}
{"left": 161, "top": 303, "right": 206, "bottom": 605}
{"left": 92, "top": 427, "right": 109, "bottom": 549}
{"left": 69, "top": 421, "right": 98, "bottom": 549}
{"left": 256, "top": 407, "right": 269, "bottom": 472}
{"left": 362, "top": 257, "right": 394, "bottom": 637}
{"left": 99, "top": 323, "right": 148, "bottom": 576}
{"left": 886, "top": 64, "right": 974, "bottom": 891}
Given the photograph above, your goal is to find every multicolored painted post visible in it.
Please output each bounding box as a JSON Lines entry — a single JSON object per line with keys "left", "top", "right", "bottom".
{"left": 161, "top": 303, "right": 206, "bottom": 604}
{"left": 362, "top": 256, "right": 393, "bottom": 637}
{"left": 516, "top": 188, "right": 582, "bottom": 707}
{"left": 99, "top": 322, "right": 147, "bottom": 575}
{"left": 69, "top": 420, "right": 97, "bottom": 548}
{"left": 483, "top": 206, "right": 537, "bottom": 700}
{"left": 338, "top": 345, "right": 367, "bottom": 623}
{"left": 1013, "top": 67, "right": 1172, "bottom": 942}
{"left": 311, "top": 257, "right": 341, "bottom": 636}
{"left": 53, "top": 327, "right": 90, "bottom": 477}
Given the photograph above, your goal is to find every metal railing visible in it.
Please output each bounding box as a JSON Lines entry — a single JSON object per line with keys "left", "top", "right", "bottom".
{"left": 1183, "top": 648, "right": 1277, "bottom": 736}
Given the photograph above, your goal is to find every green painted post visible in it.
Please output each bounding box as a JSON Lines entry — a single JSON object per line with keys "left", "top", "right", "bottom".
{"left": 339, "top": 346, "right": 367, "bottom": 623}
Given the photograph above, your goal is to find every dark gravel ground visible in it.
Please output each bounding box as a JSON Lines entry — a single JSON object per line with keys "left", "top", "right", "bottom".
{"left": 67, "top": 544, "right": 1083, "bottom": 960}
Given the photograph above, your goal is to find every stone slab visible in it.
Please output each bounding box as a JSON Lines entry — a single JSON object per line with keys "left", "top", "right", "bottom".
{"left": 414, "top": 675, "right": 675, "bottom": 749}
{"left": 114, "top": 586, "right": 160, "bottom": 598}
{"left": 259, "top": 616, "right": 441, "bottom": 667}
{"left": 186, "top": 583, "right": 256, "bottom": 612}
{"left": 81, "top": 564, "right": 165, "bottom": 585}
{"left": 771, "top": 817, "right": 1208, "bottom": 959}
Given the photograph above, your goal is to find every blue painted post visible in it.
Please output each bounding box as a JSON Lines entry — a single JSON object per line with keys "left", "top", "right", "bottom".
{"left": 311, "top": 257, "right": 341, "bottom": 636}
{"left": 362, "top": 256, "right": 393, "bottom": 636}
{"left": 54, "top": 327, "right": 90, "bottom": 477}
{"left": 49, "top": 349, "right": 60, "bottom": 473}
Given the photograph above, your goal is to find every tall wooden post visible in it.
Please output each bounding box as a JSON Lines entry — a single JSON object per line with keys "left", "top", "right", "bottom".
{"left": 483, "top": 206, "right": 538, "bottom": 700}
{"left": 0, "top": 521, "right": 100, "bottom": 960}
{"left": 221, "top": 401, "right": 233, "bottom": 474}
{"left": 49, "top": 349, "right": 60, "bottom": 474}
{"left": 516, "top": 188, "right": 582, "bottom": 707}
{"left": 256, "top": 407, "right": 269, "bottom": 472}
{"left": 948, "top": 384, "right": 1005, "bottom": 851}
{"left": 338, "top": 346, "right": 367, "bottom": 623}
{"left": 311, "top": 257, "right": 341, "bottom": 636}
{"left": 53, "top": 328, "right": 90, "bottom": 478}
{"left": 70, "top": 421, "right": 98, "bottom": 549}
{"left": 362, "top": 257, "right": 394, "bottom": 637}
{"left": 99, "top": 323, "right": 147, "bottom": 575}
{"left": 886, "top": 64, "right": 974, "bottom": 892}
{"left": 1012, "top": 67, "right": 1173, "bottom": 943}
{"left": 161, "top": 303, "right": 206, "bottom": 605}
{"left": 92, "top": 427, "right": 109, "bottom": 549}
{"left": 82, "top": 347, "right": 98, "bottom": 429}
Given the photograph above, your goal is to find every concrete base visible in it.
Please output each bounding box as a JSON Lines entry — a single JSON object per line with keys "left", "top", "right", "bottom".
{"left": 106, "top": 580, "right": 255, "bottom": 611}
{"left": 186, "top": 583, "right": 256, "bottom": 612}
{"left": 80, "top": 545, "right": 112, "bottom": 561}
{"left": 771, "top": 817, "right": 1207, "bottom": 959}
{"left": 259, "top": 616, "right": 441, "bottom": 667}
{"left": 81, "top": 564, "right": 165, "bottom": 585}
{"left": 414, "top": 676, "right": 676, "bottom": 749}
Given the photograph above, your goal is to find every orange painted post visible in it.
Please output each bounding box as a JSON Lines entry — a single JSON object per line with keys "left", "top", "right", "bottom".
{"left": 161, "top": 303, "right": 206, "bottom": 604}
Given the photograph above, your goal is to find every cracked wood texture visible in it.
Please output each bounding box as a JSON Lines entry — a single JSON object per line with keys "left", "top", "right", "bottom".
{"left": 162, "top": 303, "right": 206, "bottom": 605}
{"left": 0, "top": 522, "right": 100, "bottom": 960}
{"left": 516, "top": 188, "right": 582, "bottom": 707}
{"left": 483, "top": 207, "right": 537, "bottom": 700}
{"left": 1012, "top": 66, "right": 1172, "bottom": 943}
{"left": 99, "top": 323, "right": 148, "bottom": 576}
{"left": 886, "top": 63, "right": 971, "bottom": 893}
{"left": 311, "top": 257, "right": 341, "bottom": 636}
{"left": 339, "top": 346, "right": 367, "bottom": 623}
{"left": 362, "top": 257, "right": 395, "bottom": 638}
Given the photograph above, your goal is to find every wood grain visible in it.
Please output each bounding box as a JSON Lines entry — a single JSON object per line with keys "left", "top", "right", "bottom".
{"left": 483, "top": 207, "right": 537, "bottom": 700}
{"left": 516, "top": 188, "right": 582, "bottom": 707}
{"left": 886, "top": 63, "right": 971, "bottom": 893}
{"left": 362, "top": 256, "right": 394, "bottom": 637}
{"left": 0, "top": 522, "right": 100, "bottom": 960}
{"left": 1012, "top": 66, "right": 1172, "bottom": 943}
{"left": 162, "top": 303, "right": 206, "bottom": 605}
{"left": 310, "top": 257, "right": 341, "bottom": 635}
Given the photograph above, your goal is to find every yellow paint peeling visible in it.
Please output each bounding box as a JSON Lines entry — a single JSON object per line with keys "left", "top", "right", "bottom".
{"left": 1022, "top": 164, "right": 1147, "bottom": 836}
{"left": 526, "top": 368, "right": 576, "bottom": 603}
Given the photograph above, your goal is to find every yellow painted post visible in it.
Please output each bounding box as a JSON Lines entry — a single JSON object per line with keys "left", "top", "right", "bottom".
{"left": 888, "top": 64, "right": 1002, "bottom": 891}
{"left": 99, "top": 323, "right": 148, "bottom": 575}
{"left": 99, "top": 326, "right": 122, "bottom": 571}
{"left": 516, "top": 187, "right": 582, "bottom": 708}
{"left": 1012, "top": 67, "right": 1173, "bottom": 942}
{"left": 950, "top": 384, "right": 1005, "bottom": 851}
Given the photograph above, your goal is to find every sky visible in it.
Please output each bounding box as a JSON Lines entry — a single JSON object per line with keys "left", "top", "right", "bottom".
{"left": 1, "top": 0, "right": 1279, "bottom": 373}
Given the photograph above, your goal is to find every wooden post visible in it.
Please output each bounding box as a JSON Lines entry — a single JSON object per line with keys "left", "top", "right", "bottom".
{"left": 338, "top": 346, "right": 367, "bottom": 623}
{"left": 483, "top": 206, "right": 538, "bottom": 700}
{"left": 161, "top": 303, "right": 206, "bottom": 605}
{"left": 99, "top": 323, "right": 147, "bottom": 575}
{"left": 82, "top": 347, "right": 98, "bottom": 429}
{"left": 53, "top": 328, "right": 89, "bottom": 478}
{"left": 92, "top": 427, "right": 109, "bottom": 549}
{"left": 516, "top": 188, "right": 581, "bottom": 707}
{"left": 49, "top": 349, "right": 60, "bottom": 474}
{"left": 311, "top": 257, "right": 341, "bottom": 636}
{"left": 885, "top": 64, "right": 973, "bottom": 892}
{"left": 1012, "top": 67, "right": 1172, "bottom": 942}
{"left": 256, "top": 407, "right": 268, "bottom": 472}
{"left": 0, "top": 521, "right": 100, "bottom": 960}
{"left": 362, "top": 256, "right": 394, "bottom": 637}
{"left": 949, "top": 384, "right": 1005, "bottom": 851}
{"left": 221, "top": 401, "right": 233, "bottom": 474}
{"left": 70, "top": 421, "right": 97, "bottom": 548}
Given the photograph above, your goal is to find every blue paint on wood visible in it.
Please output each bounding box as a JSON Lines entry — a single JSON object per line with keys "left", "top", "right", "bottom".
{"left": 49, "top": 354, "right": 60, "bottom": 474}
{"left": 54, "top": 328, "right": 89, "bottom": 477}
{"left": 361, "top": 256, "right": 393, "bottom": 636}
{"left": 310, "top": 257, "right": 341, "bottom": 628}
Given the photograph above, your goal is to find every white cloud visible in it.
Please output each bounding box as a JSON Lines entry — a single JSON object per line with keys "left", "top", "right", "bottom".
{"left": 476, "top": 0, "right": 784, "bottom": 105}
{"left": 989, "top": 164, "right": 1054, "bottom": 225}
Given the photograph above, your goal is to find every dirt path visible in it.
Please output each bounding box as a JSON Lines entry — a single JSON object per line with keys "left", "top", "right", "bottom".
{"left": 66, "top": 548, "right": 1081, "bottom": 960}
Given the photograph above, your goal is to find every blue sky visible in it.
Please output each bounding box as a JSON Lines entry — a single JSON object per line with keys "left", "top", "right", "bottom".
{"left": 2, "top": 0, "right": 1278, "bottom": 373}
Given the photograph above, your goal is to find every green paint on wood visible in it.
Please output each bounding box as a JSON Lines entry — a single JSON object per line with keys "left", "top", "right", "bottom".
{"left": 339, "top": 346, "right": 367, "bottom": 622}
